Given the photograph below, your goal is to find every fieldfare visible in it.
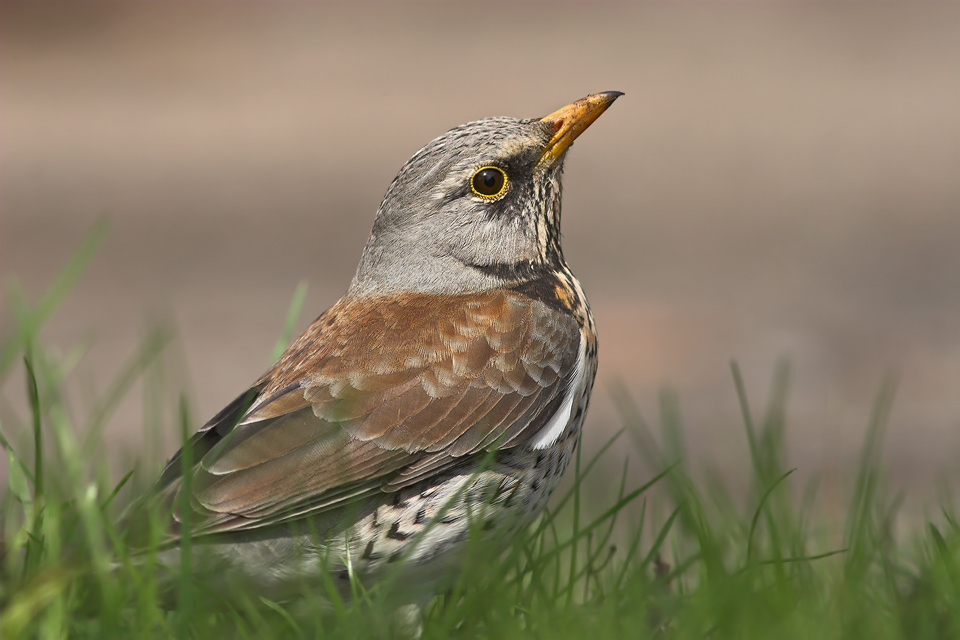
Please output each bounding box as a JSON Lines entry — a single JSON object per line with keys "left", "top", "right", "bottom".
{"left": 152, "top": 91, "right": 622, "bottom": 597}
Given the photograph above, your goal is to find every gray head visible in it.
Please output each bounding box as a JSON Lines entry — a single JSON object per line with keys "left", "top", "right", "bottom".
{"left": 348, "top": 92, "right": 622, "bottom": 297}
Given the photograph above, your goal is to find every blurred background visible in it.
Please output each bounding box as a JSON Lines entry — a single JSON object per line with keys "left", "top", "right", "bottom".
{"left": 2, "top": 2, "right": 959, "bottom": 513}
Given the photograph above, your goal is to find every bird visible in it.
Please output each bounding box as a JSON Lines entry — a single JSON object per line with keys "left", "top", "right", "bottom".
{"left": 148, "top": 91, "right": 622, "bottom": 600}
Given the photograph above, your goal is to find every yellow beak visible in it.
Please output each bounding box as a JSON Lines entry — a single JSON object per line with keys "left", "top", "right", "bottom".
{"left": 539, "top": 91, "right": 623, "bottom": 167}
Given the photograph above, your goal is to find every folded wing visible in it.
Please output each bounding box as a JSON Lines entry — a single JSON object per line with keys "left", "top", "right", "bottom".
{"left": 158, "top": 289, "right": 581, "bottom": 536}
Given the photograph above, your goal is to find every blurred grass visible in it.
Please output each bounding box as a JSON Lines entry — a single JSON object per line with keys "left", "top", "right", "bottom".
{"left": 1, "top": 227, "right": 959, "bottom": 639}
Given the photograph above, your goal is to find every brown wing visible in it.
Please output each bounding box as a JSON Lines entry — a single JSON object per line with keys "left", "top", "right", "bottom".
{"left": 158, "top": 289, "right": 582, "bottom": 536}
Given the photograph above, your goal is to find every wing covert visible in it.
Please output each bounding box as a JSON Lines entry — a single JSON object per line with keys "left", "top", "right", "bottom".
{"left": 161, "top": 289, "right": 582, "bottom": 535}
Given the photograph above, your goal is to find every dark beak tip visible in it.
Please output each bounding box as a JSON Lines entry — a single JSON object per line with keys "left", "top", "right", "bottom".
{"left": 587, "top": 91, "right": 624, "bottom": 111}
{"left": 592, "top": 91, "right": 625, "bottom": 105}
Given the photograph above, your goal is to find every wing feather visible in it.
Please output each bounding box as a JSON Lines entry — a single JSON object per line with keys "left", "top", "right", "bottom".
{"left": 159, "top": 289, "right": 581, "bottom": 537}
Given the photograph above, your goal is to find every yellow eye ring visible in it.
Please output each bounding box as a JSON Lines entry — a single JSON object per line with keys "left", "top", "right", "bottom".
{"left": 470, "top": 166, "right": 508, "bottom": 199}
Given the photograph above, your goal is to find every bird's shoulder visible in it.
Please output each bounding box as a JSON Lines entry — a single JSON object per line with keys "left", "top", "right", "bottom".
{"left": 252, "top": 282, "right": 584, "bottom": 412}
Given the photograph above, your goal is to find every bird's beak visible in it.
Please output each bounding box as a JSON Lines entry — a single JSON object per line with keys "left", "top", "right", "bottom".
{"left": 538, "top": 91, "right": 623, "bottom": 168}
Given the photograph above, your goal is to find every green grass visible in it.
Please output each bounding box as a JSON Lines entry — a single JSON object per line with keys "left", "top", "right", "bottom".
{"left": 2, "top": 228, "right": 960, "bottom": 639}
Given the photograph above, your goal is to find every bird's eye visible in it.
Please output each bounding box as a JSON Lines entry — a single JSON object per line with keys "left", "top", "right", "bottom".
{"left": 470, "top": 166, "right": 508, "bottom": 199}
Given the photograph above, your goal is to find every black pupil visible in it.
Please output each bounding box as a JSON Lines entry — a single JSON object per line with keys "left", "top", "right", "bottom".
{"left": 475, "top": 168, "right": 504, "bottom": 195}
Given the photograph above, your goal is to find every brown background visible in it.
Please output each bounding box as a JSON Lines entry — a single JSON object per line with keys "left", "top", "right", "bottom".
{"left": 2, "top": 2, "right": 959, "bottom": 514}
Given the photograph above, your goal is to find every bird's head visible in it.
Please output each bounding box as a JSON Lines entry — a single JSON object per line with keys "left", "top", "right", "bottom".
{"left": 349, "top": 91, "right": 622, "bottom": 296}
